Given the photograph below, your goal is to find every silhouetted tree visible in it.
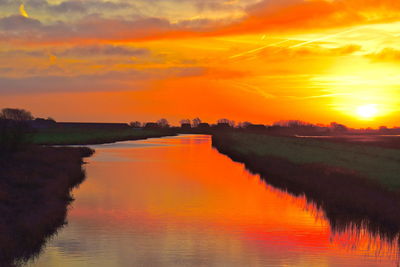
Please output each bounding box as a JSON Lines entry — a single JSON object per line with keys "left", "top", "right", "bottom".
{"left": 238, "top": 121, "right": 252, "bottom": 129}
{"left": 180, "top": 119, "right": 191, "bottom": 129}
{"left": 217, "top": 118, "right": 235, "bottom": 127}
{"left": 0, "top": 108, "right": 33, "bottom": 121}
{"left": 47, "top": 117, "right": 56, "bottom": 122}
{"left": 144, "top": 122, "right": 160, "bottom": 129}
{"left": 192, "top": 117, "right": 201, "bottom": 127}
{"left": 274, "top": 120, "right": 312, "bottom": 128}
{"left": 180, "top": 119, "right": 191, "bottom": 126}
{"left": 157, "top": 118, "right": 169, "bottom": 128}
{"left": 330, "top": 122, "right": 348, "bottom": 132}
{"left": 130, "top": 121, "right": 142, "bottom": 128}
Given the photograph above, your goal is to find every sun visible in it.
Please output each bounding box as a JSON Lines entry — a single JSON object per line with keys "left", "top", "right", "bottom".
{"left": 356, "top": 104, "right": 378, "bottom": 120}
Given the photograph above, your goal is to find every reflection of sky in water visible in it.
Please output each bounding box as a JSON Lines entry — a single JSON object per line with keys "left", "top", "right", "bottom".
{"left": 90, "top": 134, "right": 210, "bottom": 149}
{"left": 90, "top": 135, "right": 210, "bottom": 162}
{"left": 26, "top": 135, "right": 398, "bottom": 267}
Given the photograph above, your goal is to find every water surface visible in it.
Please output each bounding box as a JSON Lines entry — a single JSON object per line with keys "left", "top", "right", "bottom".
{"left": 26, "top": 135, "right": 398, "bottom": 266}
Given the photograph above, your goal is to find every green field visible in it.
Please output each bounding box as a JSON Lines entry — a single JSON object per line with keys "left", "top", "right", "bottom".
{"left": 222, "top": 132, "right": 400, "bottom": 190}
{"left": 33, "top": 128, "right": 175, "bottom": 145}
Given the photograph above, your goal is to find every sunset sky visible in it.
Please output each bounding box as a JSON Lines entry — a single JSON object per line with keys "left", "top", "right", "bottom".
{"left": 1, "top": 0, "right": 400, "bottom": 127}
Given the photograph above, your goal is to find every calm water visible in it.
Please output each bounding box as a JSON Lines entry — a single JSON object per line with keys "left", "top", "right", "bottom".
{"left": 26, "top": 135, "right": 398, "bottom": 266}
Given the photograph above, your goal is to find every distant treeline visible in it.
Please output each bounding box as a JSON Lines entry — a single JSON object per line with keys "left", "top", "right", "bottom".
{"left": 130, "top": 118, "right": 400, "bottom": 136}
{"left": 2, "top": 107, "right": 400, "bottom": 153}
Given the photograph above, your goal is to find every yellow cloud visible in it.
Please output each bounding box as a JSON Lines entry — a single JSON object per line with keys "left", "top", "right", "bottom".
{"left": 19, "top": 4, "right": 29, "bottom": 18}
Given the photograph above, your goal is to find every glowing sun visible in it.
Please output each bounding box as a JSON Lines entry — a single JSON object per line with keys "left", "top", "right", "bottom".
{"left": 356, "top": 104, "right": 378, "bottom": 119}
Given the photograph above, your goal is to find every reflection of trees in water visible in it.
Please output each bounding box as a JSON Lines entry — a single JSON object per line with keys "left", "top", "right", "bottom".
{"left": 0, "top": 146, "right": 92, "bottom": 266}
{"left": 279, "top": 179, "right": 400, "bottom": 264}
{"left": 263, "top": 183, "right": 400, "bottom": 264}
{"left": 303, "top": 199, "right": 400, "bottom": 264}
{"left": 212, "top": 135, "right": 400, "bottom": 264}
{"left": 331, "top": 224, "right": 399, "bottom": 261}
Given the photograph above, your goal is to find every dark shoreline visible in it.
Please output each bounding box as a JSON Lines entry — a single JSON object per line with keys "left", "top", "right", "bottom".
{"left": 212, "top": 133, "right": 400, "bottom": 241}
{"left": 0, "top": 146, "right": 93, "bottom": 266}
{"left": 34, "top": 129, "right": 177, "bottom": 146}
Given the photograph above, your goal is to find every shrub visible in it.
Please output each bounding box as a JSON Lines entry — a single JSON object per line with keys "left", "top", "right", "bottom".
{"left": 0, "top": 108, "right": 34, "bottom": 155}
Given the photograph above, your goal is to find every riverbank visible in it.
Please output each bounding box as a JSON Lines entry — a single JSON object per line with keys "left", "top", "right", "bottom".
{"left": 0, "top": 146, "right": 93, "bottom": 266}
{"left": 212, "top": 132, "right": 400, "bottom": 238}
{"left": 33, "top": 128, "right": 177, "bottom": 145}
{"left": 295, "top": 134, "right": 400, "bottom": 149}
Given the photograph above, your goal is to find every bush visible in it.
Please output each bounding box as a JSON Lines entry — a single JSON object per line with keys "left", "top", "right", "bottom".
{"left": 0, "top": 119, "right": 33, "bottom": 155}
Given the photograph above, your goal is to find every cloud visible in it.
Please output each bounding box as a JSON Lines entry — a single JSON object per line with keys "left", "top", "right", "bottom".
{"left": 19, "top": 4, "right": 29, "bottom": 18}
{"left": 47, "top": 0, "right": 132, "bottom": 14}
{"left": 57, "top": 45, "right": 150, "bottom": 57}
{"left": 2, "top": 1, "right": 400, "bottom": 46}
{"left": 331, "top": 44, "right": 362, "bottom": 55}
{"left": 0, "top": 66, "right": 205, "bottom": 94}
{"left": 293, "top": 44, "right": 362, "bottom": 57}
{"left": 231, "top": 44, "right": 362, "bottom": 62}
{"left": 0, "top": 15, "right": 180, "bottom": 44}
{"left": 10, "top": 0, "right": 134, "bottom": 14}
{"left": 0, "top": 0, "right": 14, "bottom": 6}
{"left": 213, "top": 0, "right": 400, "bottom": 37}
{"left": 0, "top": 44, "right": 151, "bottom": 64}
{"left": 366, "top": 48, "right": 400, "bottom": 62}
{"left": 49, "top": 1, "right": 87, "bottom": 13}
{"left": 0, "top": 15, "right": 41, "bottom": 30}
{"left": 0, "top": 48, "right": 47, "bottom": 57}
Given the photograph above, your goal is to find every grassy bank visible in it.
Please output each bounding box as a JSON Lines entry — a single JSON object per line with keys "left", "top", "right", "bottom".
{"left": 0, "top": 146, "right": 93, "bottom": 266}
{"left": 33, "top": 127, "right": 176, "bottom": 145}
{"left": 216, "top": 132, "right": 400, "bottom": 190}
{"left": 212, "top": 132, "right": 400, "bottom": 238}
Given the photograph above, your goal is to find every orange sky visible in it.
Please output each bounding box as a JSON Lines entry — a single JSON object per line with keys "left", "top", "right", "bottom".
{"left": 1, "top": 0, "right": 400, "bottom": 127}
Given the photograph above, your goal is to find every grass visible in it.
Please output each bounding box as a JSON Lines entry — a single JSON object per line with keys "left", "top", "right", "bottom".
{"left": 224, "top": 132, "right": 400, "bottom": 190}
{"left": 33, "top": 127, "right": 176, "bottom": 145}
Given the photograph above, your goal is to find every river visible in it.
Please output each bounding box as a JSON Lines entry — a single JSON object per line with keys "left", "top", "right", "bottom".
{"left": 26, "top": 135, "right": 398, "bottom": 266}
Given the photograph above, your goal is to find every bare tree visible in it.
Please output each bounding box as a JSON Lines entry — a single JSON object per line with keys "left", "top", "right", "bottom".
{"left": 157, "top": 118, "right": 169, "bottom": 128}
{"left": 1, "top": 108, "right": 33, "bottom": 121}
{"left": 192, "top": 117, "right": 201, "bottom": 127}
